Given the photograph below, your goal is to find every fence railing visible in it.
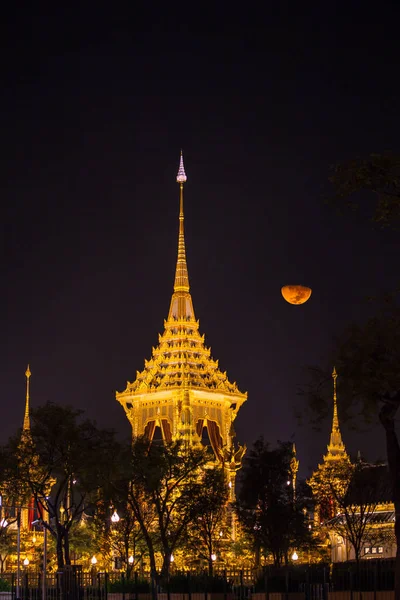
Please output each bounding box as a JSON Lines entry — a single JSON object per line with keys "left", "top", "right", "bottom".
{"left": 0, "top": 560, "right": 395, "bottom": 600}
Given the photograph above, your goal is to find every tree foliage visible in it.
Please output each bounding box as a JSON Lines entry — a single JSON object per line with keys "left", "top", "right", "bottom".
{"left": 312, "top": 459, "right": 390, "bottom": 563}
{"left": 329, "top": 152, "right": 400, "bottom": 226}
{"left": 185, "top": 466, "right": 229, "bottom": 575}
{"left": 0, "top": 403, "right": 119, "bottom": 569}
{"left": 236, "top": 438, "right": 312, "bottom": 567}
{"left": 113, "top": 438, "right": 221, "bottom": 583}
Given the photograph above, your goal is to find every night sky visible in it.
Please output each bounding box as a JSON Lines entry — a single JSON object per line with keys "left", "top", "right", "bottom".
{"left": 1, "top": 5, "right": 399, "bottom": 477}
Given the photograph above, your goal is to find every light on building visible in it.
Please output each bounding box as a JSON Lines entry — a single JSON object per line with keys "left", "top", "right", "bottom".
{"left": 211, "top": 553, "right": 217, "bottom": 562}
{"left": 291, "top": 551, "right": 298, "bottom": 561}
{"left": 91, "top": 556, "right": 97, "bottom": 565}
{"left": 128, "top": 556, "right": 134, "bottom": 564}
{"left": 23, "top": 558, "right": 29, "bottom": 566}
{"left": 111, "top": 510, "right": 120, "bottom": 523}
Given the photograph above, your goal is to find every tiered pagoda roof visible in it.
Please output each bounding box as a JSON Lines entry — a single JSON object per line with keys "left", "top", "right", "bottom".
{"left": 121, "top": 153, "right": 246, "bottom": 400}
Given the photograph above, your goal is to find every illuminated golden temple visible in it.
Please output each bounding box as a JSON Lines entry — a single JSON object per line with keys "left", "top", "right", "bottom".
{"left": 116, "top": 153, "right": 247, "bottom": 491}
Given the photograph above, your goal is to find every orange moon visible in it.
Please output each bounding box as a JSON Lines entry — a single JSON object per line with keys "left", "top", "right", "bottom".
{"left": 281, "top": 285, "right": 312, "bottom": 305}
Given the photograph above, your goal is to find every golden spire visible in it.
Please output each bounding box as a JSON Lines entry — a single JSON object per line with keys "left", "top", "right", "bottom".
{"left": 168, "top": 152, "right": 195, "bottom": 320}
{"left": 290, "top": 442, "right": 299, "bottom": 487}
{"left": 174, "top": 151, "right": 189, "bottom": 293}
{"left": 326, "top": 367, "right": 347, "bottom": 460}
{"left": 23, "top": 365, "right": 31, "bottom": 431}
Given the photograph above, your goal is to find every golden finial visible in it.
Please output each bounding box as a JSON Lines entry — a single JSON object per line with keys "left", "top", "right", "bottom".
{"left": 23, "top": 364, "right": 31, "bottom": 431}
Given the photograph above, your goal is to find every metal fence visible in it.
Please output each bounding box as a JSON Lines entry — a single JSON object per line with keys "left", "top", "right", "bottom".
{"left": 0, "top": 560, "right": 395, "bottom": 600}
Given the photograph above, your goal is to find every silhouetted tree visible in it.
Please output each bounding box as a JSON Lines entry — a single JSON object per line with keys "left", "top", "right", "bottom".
{"left": 236, "top": 438, "right": 312, "bottom": 567}
{"left": 0, "top": 403, "right": 119, "bottom": 569}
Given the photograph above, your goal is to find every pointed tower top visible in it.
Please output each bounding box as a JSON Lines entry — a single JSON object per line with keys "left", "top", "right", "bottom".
{"left": 168, "top": 152, "right": 193, "bottom": 318}
{"left": 325, "top": 366, "right": 347, "bottom": 461}
{"left": 23, "top": 364, "right": 31, "bottom": 432}
{"left": 176, "top": 151, "right": 187, "bottom": 183}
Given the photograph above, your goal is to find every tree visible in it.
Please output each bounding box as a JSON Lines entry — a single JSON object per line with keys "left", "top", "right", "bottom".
{"left": 312, "top": 460, "right": 389, "bottom": 566}
{"left": 90, "top": 495, "right": 146, "bottom": 578}
{"left": 114, "top": 437, "right": 220, "bottom": 586}
{"left": 236, "top": 438, "right": 312, "bottom": 567}
{"left": 302, "top": 153, "right": 400, "bottom": 595}
{"left": 303, "top": 303, "right": 400, "bottom": 587}
{"left": 0, "top": 524, "right": 16, "bottom": 573}
{"left": 1, "top": 403, "right": 119, "bottom": 569}
{"left": 329, "top": 152, "right": 400, "bottom": 226}
{"left": 185, "top": 466, "right": 229, "bottom": 575}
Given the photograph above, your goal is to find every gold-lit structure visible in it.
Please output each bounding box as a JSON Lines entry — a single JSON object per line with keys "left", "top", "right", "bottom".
{"left": 116, "top": 153, "right": 247, "bottom": 495}
{"left": 281, "top": 285, "right": 312, "bottom": 305}
{"left": 308, "top": 368, "right": 352, "bottom": 524}
{"left": 308, "top": 368, "right": 396, "bottom": 562}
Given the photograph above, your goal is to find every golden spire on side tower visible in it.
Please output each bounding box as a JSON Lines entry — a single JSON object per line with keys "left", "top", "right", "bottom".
{"left": 23, "top": 364, "right": 31, "bottom": 431}
{"left": 326, "top": 366, "right": 347, "bottom": 460}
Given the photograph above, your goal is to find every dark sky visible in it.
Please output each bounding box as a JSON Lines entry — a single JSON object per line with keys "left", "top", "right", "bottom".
{"left": 1, "top": 5, "right": 399, "bottom": 477}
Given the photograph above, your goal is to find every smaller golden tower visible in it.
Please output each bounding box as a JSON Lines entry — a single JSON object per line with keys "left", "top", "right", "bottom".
{"left": 308, "top": 368, "right": 352, "bottom": 524}
{"left": 21, "top": 365, "right": 33, "bottom": 530}
{"left": 324, "top": 367, "right": 347, "bottom": 462}
{"left": 23, "top": 365, "right": 31, "bottom": 433}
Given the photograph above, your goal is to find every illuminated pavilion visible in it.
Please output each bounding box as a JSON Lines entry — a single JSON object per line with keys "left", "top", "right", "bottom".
{"left": 308, "top": 368, "right": 352, "bottom": 525}
{"left": 116, "top": 154, "right": 247, "bottom": 500}
{"left": 308, "top": 368, "right": 395, "bottom": 562}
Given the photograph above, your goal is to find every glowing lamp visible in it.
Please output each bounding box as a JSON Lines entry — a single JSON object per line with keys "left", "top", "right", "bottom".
{"left": 281, "top": 285, "right": 312, "bottom": 305}
{"left": 111, "top": 510, "right": 120, "bottom": 523}
{"left": 91, "top": 556, "right": 97, "bottom": 565}
{"left": 170, "top": 554, "right": 174, "bottom": 563}
{"left": 23, "top": 558, "right": 29, "bottom": 566}
{"left": 128, "top": 556, "right": 134, "bottom": 565}
{"left": 211, "top": 553, "right": 217, "bottom": 561}
{"left": 291, "top": 551, "right": 298, "bottom": 561}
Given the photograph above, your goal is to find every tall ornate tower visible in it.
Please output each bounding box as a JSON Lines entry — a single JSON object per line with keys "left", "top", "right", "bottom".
{"left": 308, "top": 367, "right": 352, "bottom": 523}
{"left": 116, "top": 154, "right": 247, "bottom": 486}
{"left": 324, "top": 367, "right": 348, "bottom": 462}
{"left": 21, "top": 365, "right": 34, "bottom": 530}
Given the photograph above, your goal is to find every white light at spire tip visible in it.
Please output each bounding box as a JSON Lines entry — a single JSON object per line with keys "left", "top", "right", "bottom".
{"left": 176, "top": 152, "right": 187, "bottom": 183}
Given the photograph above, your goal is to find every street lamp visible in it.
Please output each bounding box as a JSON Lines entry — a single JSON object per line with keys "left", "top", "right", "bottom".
{"left": 128, "top": 556, "right": 134, "bottom": 565}
{"left": 111, "top": 510, "right": 120, "bottom": 523}
{"left": 23, "top": 558, "right": 29, "bottom": 567}
{"left": 91, "top": 556, "right": 98, "bottom": 565}
{"left": 211, "top": 554, "right": 217, "bottom": 562}
{"left": 291, "top": 551, "right": 298, "bottom": 561}
{"left": 32, "top": 518, "right": 48, "bottom": 600}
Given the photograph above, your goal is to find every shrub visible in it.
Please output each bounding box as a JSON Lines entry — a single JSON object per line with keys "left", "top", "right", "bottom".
{"left": 0, "top": 579, "right": 11, "bottom": 592}
{"left": 108, "top": 577, "right": 150, "bottom": 593}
